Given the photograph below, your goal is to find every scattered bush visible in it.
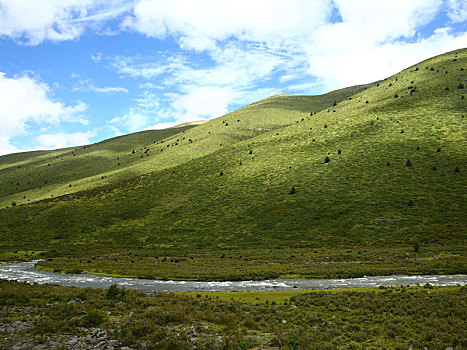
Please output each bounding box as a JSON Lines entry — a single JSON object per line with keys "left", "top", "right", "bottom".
{"left": 324, "top": 156, "right": 330, "bottom": 163}
{"left": 458, "top": 83, "right": 465, "bottom": 89}
{"left": 106, "top": 284, "right": 125, "bottom": 300}
{"left": 83, "top": 309, "right": 104, "bottom": 327}
{"left": 406, "top": 159, "right": 412, "bottom": 167}
{"left": 289, "top": 186, "right": 296, "bottom": 195}
{"left": 413, "top": 241, "right": 420, "bottom": 253}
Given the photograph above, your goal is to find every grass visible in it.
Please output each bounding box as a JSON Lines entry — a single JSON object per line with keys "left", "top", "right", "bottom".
{"left": 0, "top": 280, "right": 465, "bottom": 349}
{"left": 0, "top": 48, "right": 465, "bottom": 281}
{"left": 179, "top": 285, "right": 462, "bottom": 304}
{"left": 31, "top": 245, "right": 466, "bottom": 281}
{"left": 0, "top": 250, "right": 45, "bottom": 261}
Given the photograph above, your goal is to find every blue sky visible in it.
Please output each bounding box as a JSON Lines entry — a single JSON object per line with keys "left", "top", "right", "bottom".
{"left": 0, "top": 0, "right": 466, "bottom": 155}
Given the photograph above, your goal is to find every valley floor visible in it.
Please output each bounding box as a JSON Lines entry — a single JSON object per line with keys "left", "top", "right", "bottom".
{"left": 2, "top": 244, "right": 463, "bottom": 282}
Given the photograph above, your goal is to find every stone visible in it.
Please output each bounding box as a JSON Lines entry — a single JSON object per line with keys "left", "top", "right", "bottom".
{"left": 32, "top": 345, "right": 48, "bottom": 350}
{"left": 108, "top": 340, "right": 119, "bottom": 347}
{"left": 96, "top": 340, "right": 107, "bottom": 348}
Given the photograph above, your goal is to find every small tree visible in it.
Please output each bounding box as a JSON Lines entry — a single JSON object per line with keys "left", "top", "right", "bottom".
{"left": 324, "top": 156, "right": 330, "bottom": 163}
{"left": 11, "top": 201, "right": 16, "bottom": 207}
{"left": 106, "top": 284, "right": 125, "bottom": 300}
{"left": 289, "top": 186, "right": 296, "bottom": 195}
{"left": 406, "top": 159, "right": 412, "bottom": 167}
{"left": 458, "top": 83, "right": 465, "bottom": 89}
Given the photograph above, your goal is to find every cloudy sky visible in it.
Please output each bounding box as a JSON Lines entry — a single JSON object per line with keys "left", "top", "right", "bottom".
{"left": 0, "top": 0, "right": 466, "bottom": 155}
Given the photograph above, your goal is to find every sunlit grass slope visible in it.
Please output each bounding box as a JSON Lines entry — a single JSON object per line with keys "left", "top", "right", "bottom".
{"left": 0, "top": 123, "right": 200, "bottom": 207}
{"left": 0, "top": 85, "right": 370, "bottom": 208}
{"left": 0, "top": 49, "right": 465, "bottom": 258}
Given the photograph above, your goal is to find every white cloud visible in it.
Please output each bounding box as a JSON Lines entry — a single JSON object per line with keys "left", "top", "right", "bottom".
{"left": 90, "top": 86, "right": 129, "bottom": 93}
{"left": 72, "top": 78, "right": 129, "bottom": 93}
{"left": 110, "top": 108, "right": 150, "bottom": 132}
{"left": 0, "top": 72, "right": 88, "bottom": 155}
{"left": 0, "top": 0, "right": 131, "bottom": 44}
{"left": 122, "top": 0, "right": 467, "bottom": 100}
{"left": 35, "top": 131, "right": 96, "bottom": 150}
{"left": 446, "top": 0, "right": 467, "bottom": 22}
{"left": 165, "top": 86, "right": 235, "bottom": 122}
{"left": 114, "top": 54, "right": 186, "bottom": 79}
{"left": 127, "top": 0, "right": 330, "bottom": 51}
{"left": 302, "top": 1, "right": 467, "bottom": 89}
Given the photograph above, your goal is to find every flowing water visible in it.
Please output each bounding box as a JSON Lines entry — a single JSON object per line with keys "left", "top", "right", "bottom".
{"left": 1, "top": 260, "right": 465, "bottom": 292}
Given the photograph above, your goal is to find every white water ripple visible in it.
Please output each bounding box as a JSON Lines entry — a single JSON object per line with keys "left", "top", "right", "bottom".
{"left": 0, "top": 260, "right": 465, "bottom": 292}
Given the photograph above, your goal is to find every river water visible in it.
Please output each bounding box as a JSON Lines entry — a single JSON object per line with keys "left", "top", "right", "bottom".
{"left": 0, "top": 260, "right": 465, "bottom": 292}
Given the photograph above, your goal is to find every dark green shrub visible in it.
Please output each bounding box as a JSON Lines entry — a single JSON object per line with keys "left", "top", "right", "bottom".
{"left": 11, "top": 201, "right": 16, "bottom": 207}
{"left": 106, "top": 284, "right": 125, "bottom": 300}
{"left": 289, "top": 186, "right": 296, "bottom": 195}
{"left": 406, "top": 159, "right": 412, "bottom": 167}
{"left": 455, "top": 167, "right": 460, "bottom": 172}
{"left": 394, "top": 94, "right": 398, "bottom": 98}
{"left": 324, "top": 156, "right": 330, "bottom": 163}
{"left": 83, "top": 309, "right": 104, "bottom": 327}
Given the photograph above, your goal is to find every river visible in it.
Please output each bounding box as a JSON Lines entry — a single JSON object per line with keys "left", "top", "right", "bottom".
{"left": 0, "top": 260, "right": 465, "bottom": 292}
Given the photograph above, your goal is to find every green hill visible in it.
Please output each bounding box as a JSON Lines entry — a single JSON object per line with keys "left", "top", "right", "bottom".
{"left": 0, "top": 49, "right": 465, "bottom": 280}
{"left": 0, "top": 85, "right": 371, "bottom": 209}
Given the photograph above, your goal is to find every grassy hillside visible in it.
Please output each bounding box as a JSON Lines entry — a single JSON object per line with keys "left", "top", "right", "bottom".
{"left": 0, "top": 49, "right": 465, "bottom": 280}
{"left": 0, "top": 123, "right": 202, "bottom": 208}
{"left": 0, "top": 85, "right": 370, "bottom": 209}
